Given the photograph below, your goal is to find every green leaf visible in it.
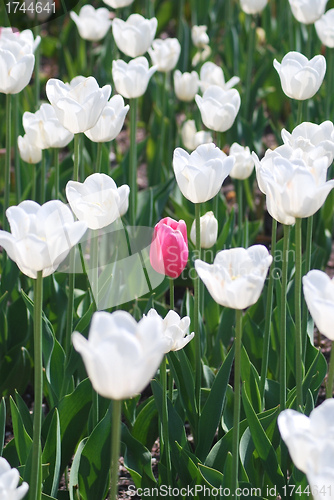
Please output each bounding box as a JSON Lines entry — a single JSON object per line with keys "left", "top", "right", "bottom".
{"left": 0, "top": 397, "right": 6, "bottom": 456}
{"left": 198, "top": 464, "right": 224, "bottom": 489}
{"left": 14, "top": 390, "right": 33, "bottom": 439}
{"left": 0, "top": 345, "right": 32, "bottom": 397}
{"left": 240, "top": 346, "right": 262, "bottom": 415}
{"left": 69, "top": 438, "right": 88, "bottom": 500}
{"left": 196, "top": 344, "right": 235, "bottom": 461}
{"left": 132, "top": 397, "right": 158, "bottom": 451}
{"left": 9, "top": 396, "right": 32, "bottom": 464}
{"left": 42, "top": 409, "right": 61, "bottom": 498}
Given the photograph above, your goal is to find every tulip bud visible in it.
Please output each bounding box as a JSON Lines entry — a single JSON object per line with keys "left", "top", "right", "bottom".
{"left": 181, "top": 120, "right": 212, "bottom": 151}
{"left": 0, "top": 27, "right": 40, "bottom": 52}
{"left": 112, "top": 57, "right": 157, "bottom": 99}
{"left": 302, "top": 270, "right": 334, "bottom": 341}
{"left": 315, "top": 9, "right": 334, "bottom": 48}
{"left": 112, "top": 14, "right": 157, "bottom": 58}
{"left": 199, "top": 62, "right": 240, "bottom": 92}
{"left": 229, "top": 143, "right": 255, "bottom": 179}
{"left": 84, "top": 95, "right": 129, "bottom": 143}
{"left": 148, "top": 38, "right": 181, "bottom": 73}
{"left": 0, "top": 39, "right": 35, "bottom": 94}
{"left": 18, "top": 134, "right": 42, "bottom": 164}
{"left": 146, "top": 308, "right": 195, "bottom": 352}
{"left": 273, "top": 52, "right": 326, "bottom": 100}
{"left": 190, "top": 211, "right": 218, "bottom": 249}
{"left": 150, "top": 217, "right": 188, "bottom": 279}
{"left": 191, "top": 25, "right": 209, "bottom": 48}
{"left": 195, "top": 85, "right": 241, "bottom": 133}
{"left": 240, "top": 0, "right": 268, "bottom": 15}
{"left": 70, "top": 5, "right": 111, "bottom": 42}
{"left": 288, "top": 0, "right": 328, "bottom": 24}
{"left": 174, "top": 70, "right": 199, "bottom": 102}
{"left": 102, "top": 0, "right": 134, "bottom": 8}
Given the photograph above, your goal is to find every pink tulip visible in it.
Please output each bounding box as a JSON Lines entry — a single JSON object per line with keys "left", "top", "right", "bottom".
{"left": 150, "top": 217, "right": 188, "bottom": 279}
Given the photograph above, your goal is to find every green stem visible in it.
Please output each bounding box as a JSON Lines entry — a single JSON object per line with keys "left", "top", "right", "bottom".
{"left": 194, "top": 203, "right": 201, "bottom": 423}
{"left": 14, "top": 94, "right": 21, "bottom": 204}
{"left": 109, "top": 399, "right": 122, "bottom": 500}
{"left": 169, "top": 278, "right": 174, "bottom": 310}
{"left": 306, "top": 23, "right": 312, "bottom": 59}
{"left": 96, "top": 142, "right": 103, "bottom": 174}
{"left": 280, "top": 225, "right": 290, "bottom": 414}
{"left": 32, "top": 163, "right": 36, "bottom": 201}
{"left": 244, "top": 14, "right": 257, "bottom": 120}
{"left": 73, "top": 134, "right": 80, "bottom": 182}
{"left": 232, "top": 309, "right": 243, "bottom": 494}
{"left": 129, "top": 98, "right": 138, "bottom": 226}
{"left": 326, "top": 343, "right": 334, "bottom": 399}
{"left": 90, "top": 229, "right": 99, "bottom": 309}
{"left": 54, "top": 148, "right": 59, "bottom": 200}
{"left": 326, "top": 49, "right": 334, "bottom": 120}
{"left": 160, "top": 356, "right": 172, "bottom": 485}
{"left": 237, "top": 180, "right": 243, "bottom": 246}
{"left": 29, "top": 270, "right": 43, "bottom": 500}
{"left": 4, "top": 93, "right": 12, "bottom": 232}
{"left": 296, "top": 100, "right": 303, "bottom": 125}
{"left": 302, "top": 215, "right": 313, "bottom": 355}
{"left": 295, "top": 218, "right": 303, "bottom": 411}
{"left": 260, "top": 218, "right": 277, "bottom": 405}
{"left": 34, "top": 24, "right": 40, "bottom": 110}
{"left": 40, "top": 150, "right": 46, "bottom": 204}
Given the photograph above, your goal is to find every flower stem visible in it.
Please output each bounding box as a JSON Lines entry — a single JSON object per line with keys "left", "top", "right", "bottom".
{"left": 160, "top": 356, "right": 172, "bottom": 485}
{"left": 302, "top": 215, "right": 313, "bottom": 356}
{"left": 34, "top": 24, "right": 41, "bottom": 110}
{"left": 232, "top": 308, "right": 243, "bottom": 494}
{"left": 109, "top": 399, "right": 122, "bottom": 500}
{"left": 32, "top": 164, "right": 36, "bottom": 201}
{"left": 295, "top": 218, "right": 303, "bottom": 411}
{"left": 260, "top": 218, "right": 277, "bottom": 406}
{"left": 96, "top": 142, "right": 102, "bottom": 174}
{"left": 280, "top": 225, "right": 290, "bottom": 414}
{"left": 54, "top": 148, "right": 59, "bottom": 200}
{"left": 4, "top": 93, "right": 12, "bottom": 232}
{"left": 129, "top": 98, "right": 138, "bottom": 227}
{"left": 326, "top": 343, "right": 334, "bottom": 399}
{"left": 244, "top": 14, "right": 257, "bottom": 121}
{"left": 326, "top": 48, "right": 334, "bottom": 120}
{"left": 237, "top": 180, "right": 243, "bottom": 246}
{"left": 14, "top": 94, "right": 21, "bottom": 204}
{"left": 30, "top": 270, "right": 43, "bottom": 500}
{"left": 73, "top": 133, "right": 80, "bottom": 182}
{"left": 194, "top": 203, "right": 201, "bottom": 422}
{"left": 296, "top": 100, "right": 303, "bottom": 125}
{"left": 169, "top": 278, "right": 174, "bottom": 310}
{"left": 40, "top": 150, "right": 46, "bottom": 204}
{"left": 156, "top": 72, "right": 168, "bottom": 186}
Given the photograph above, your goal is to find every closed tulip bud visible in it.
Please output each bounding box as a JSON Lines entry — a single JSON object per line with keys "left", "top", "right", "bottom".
{"left": 240, "top": 0, "right": 268, "bottom": 15}
{"left": 24, "top": 0, "right": 53, "bottom": 21}
{"left": 146, "top": 309, "right": 195, "bottom": 352}
{"left": 72, "top": 311, "right": 166, "bottom": 400}
{"left": 195, "top": 245, "right": 272, "bottom": 309}
{"left": 46, "top": 76, "right": 111, "bottom": 134}
{"left": 229, "top": 143, "right": 255, "bottom": 179}
{"left": 0, "top": 39, "right": 34, "bottom": 94}
{"left": 23, "top": 103, "right": 74, "bottom": 149}
{"left": 174, "top": 70, "right": 199, "bottom": 102}
{"left": 199, "top": 62, "right": 240, "bottom": 92}
{"left": 112, "top": 57, "right": 157, "bottom": 99}
{"left": 278, "top": 400, "right": 334, "bottom": 475}
{"left": 18, "top": 134, "right": 42, "bottom": 164}
{"left": 112, "top": 14, "right": 157, "bottom": 58}
{"left": 191, "top": 25, "right": 209, "bottom": 48}
{"left": 181, "top": 120, "right": 212, "bottom": 151}
{"left": 190, "top": 211, "right": 218, "bottom": 249}
{"left": 84, "top": 95, "right": 129, "bottom": 143}
{"left": 0, "top": 27, "right": 40, "bottom": 52}
{"left": 273, "top": 52, "right": 326, "bottom": 100}
{"left": 0, "top": 457, "right": 29, "bottom": 500}
{"left": 150, "top": 217, "right": 188, "bottom": 279}
{"left": 70, "top": 5, "right": 111, "bottom": 42}
{"left": 195, "top": 85, "right": 241, "bottom": 132}
{"left": 0, "top": 200, "right": 87, "bottom": 279}
{"left": 302, "top": 270, "right": 334, "bottom": 341}
{"left": 102, "top": 0, "right": 134, "bottom": 8}
{"left": 173, "top": 143, "right": 235, "bottom": 203}
{"left": 288, "top": 0, "right": 328, "bottom": 24}
{"left": 315, "top": 9, "right": 334, "bottom": 48}
{"left": 66, "top": 173, "right": 130, "bottom": 229}
{"left": 148, "top": 38, "right": 181, "bottom": 72}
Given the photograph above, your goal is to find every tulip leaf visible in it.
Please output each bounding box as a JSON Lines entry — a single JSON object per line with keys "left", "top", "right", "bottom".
{"left": 0, "top": 345, "right": 32, "bottom": 397}
{"left": 241, "top": 385, "right": 284, "bottom": 494}
{"left": 240, "top": 346, "right": 262, "bottom": 415}
{"left": 7, "top": 296, "right": 29, "bottom": 351}
{"left": 175, "top": 441, "right": 201, "bottom": 487}
{"left": 0, "top": 397, "right": 6, "bottom": 456}
{"left": 9, "top": 396, "right": 32, "bottom": 465}
{"left": 0, "top": 256, "right": 20, "bottom": 299}
{"left": 132, "top": 397, "right": 158, "bottom": 450}
{"left": 14, "top": 390, "right": 33, "bottom": 439}
{"left": 42, "top": 409, "right": 61, "bottom": 498}
{"left": 196, "top": 343, "right": 235, "bottom": 461}
{"left": 198, "top": 464, "right": 224, "bottom": 489}
{"left": 69, "top": 438, "right": 88, "bottom": 500}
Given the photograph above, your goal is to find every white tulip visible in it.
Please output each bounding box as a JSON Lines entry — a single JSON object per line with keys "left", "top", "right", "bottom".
{"left": 148, "top": 38, "right": 181, "bottom": 72}
{"left": 0, "top": 39, "right": 34, "bottom": 94}
{"left": 23, "top": 103, "right": 74, "bottom": 149}
{"left": 0, "top": 200, "right": 87, "bottom": 279}
{"left": 112, "top": 57, "right": 157, "bottom": 99}
{"left": 191, "top": 25, "right": 209, "bottom": 48}
{"left": 0, "top": 457, "right": 29, "bottom": 500}
{"left": 0, "top": 27, "right": 40, "bottom": 52}
{"left": 46, "top": 76, "right": 111, "bottom": 134}
{"left": 72, "top": 310, "right": 166, "bottom": 400}
{"left": 112, "top": 14, "right": 157, "bottom": 58}
{"left": 288, "top": 0, "right": 328, "bottom": 24}
{"left": 174, "top": 70, "right": 199, "bottom": 102}
{"left": 102, "top": 0, "right": 134, "bottom": 8}
{"left": 240, "top": 0, "right": 268, "bottom": 15}
{"left": 281, "top": 121, "right": 334, "bottom": 166}
{"left": 199, "top": 61, "right": 240, "bottom": 92}
{"left": 190, "top": 211, "right": 218, "bottom": 249}
{"left": 315, "top": 9, "right": 334, "bottom": 48}
{"left": 195, "top": 245, "right": 272, "bottom": 309}
{"left": 305, "top": 442, "right": 334, "bottom": 500}
{"left": 181, "top": 120, "right": 212, "bottom": 151}
{"left": 146, "top": 308, "right": 194, "bottom": 352}
{"left": 278, "top": 399, "right": 334, "bottom": 474}
{"left": 273, "top": 52, "right": 326, "bottom": 100}
{"left": 84, "top": 95, "right": 129, "bottom": 143}
{"left": 173, "top": 143, "right": 234, "bottom": 203}
{"left": 66, "top": 173, "right": 130, "bottom": 230}
{"left": 229, "top": 143, "right": 255, "bottom": 179}
{"left": 70, "top": 5, "right": 111, "bottom": 42}
{"left": 17, "top": 134, "right": 42, "bottom": 164}
{"left": 303, "top": 270, "right": 334, "bottom": 341}
{"left": 195, "top": 85, "right": 241, "bottom": 132}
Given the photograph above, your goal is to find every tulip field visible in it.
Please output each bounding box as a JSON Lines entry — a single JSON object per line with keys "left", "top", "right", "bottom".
{"left": 2, "top": 0, "right": 334, "bottom": 498}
